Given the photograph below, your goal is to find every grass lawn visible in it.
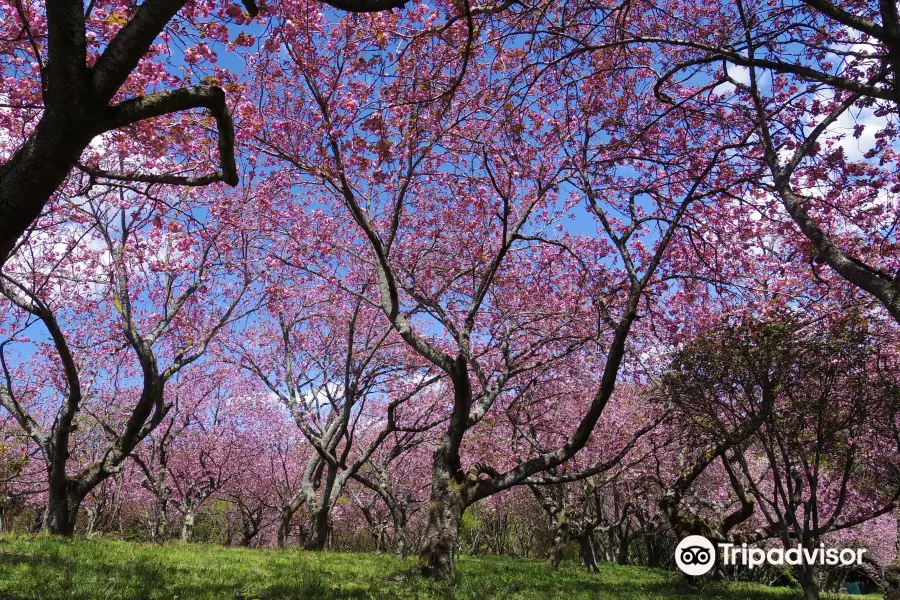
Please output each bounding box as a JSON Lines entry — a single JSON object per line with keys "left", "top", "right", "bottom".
{"left": 0, "top": 535, "right": 882, "bottom": 600}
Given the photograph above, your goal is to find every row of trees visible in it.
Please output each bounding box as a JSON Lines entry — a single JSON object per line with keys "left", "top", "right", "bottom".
{"left": 1, "top": 299, "right": 895, "bottom": 597}
{"left": 1, "top": 0, "right": 899, "bottom": 597}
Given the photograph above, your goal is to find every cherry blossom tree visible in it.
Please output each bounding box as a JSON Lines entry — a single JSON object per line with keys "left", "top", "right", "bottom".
{"left": 131, "top": 371, "right": 259, "bottom": 542}
{"left": 659, "top": 313, "right": 900, "bottom": 599}
{"left": 597, "top": 0, "right": 900, "bottom": 323}
{"left": 0, "top": 183, "right": 255, "bottom": 534}
{"left": 232, "top": 279, "right": 441, "bottom": 550}
{"left": 0, "top": 0, "right": 420, "bottom": 266}
{"left": 241, "top": 0, "right": 754, "bottom": 577}
{"left": 525, "top": 386, "right": 670, "bottom": 571}
{"left": 350, "top": 431, "right": 432, "bottom": 558}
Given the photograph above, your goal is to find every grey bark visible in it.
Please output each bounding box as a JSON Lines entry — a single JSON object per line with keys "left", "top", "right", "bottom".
{"left": 180, "top": 510, "right": 195, "bottom": 542}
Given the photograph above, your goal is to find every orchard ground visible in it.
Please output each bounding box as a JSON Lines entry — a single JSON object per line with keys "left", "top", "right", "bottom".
{"left": 0, "top": 536, "right": 880, "bottom": 600}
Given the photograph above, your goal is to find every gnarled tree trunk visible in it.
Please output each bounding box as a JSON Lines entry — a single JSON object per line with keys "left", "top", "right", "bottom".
{"left": 546, "top": 512, "right": 571, "bottom": 570}
{"left": 303, "top": 503, "right": 331, "bottom": 551}
{"left": 43, "top": 479, "right": 83, "bottom": 536}
{"left": 419, "top": 446, "right": 468, "bottom": 580}
{"left": 883, "top": 559, "right": 900, "bottom": 600}
{"left": 180, "top": 511, "right": 196, "bottom": 542}
{"left": 276, "top": 495, "right": 303, "bottom": 548}
{"left": 578, "top": 532, "right": 599, "bottom": 573}
{"left": 392, "top": 509, "right": 409, "bottom": 559}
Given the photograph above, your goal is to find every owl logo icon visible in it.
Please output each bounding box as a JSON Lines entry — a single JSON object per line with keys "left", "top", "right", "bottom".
{"left": 675, "top": 535, "right": 716, "bottom": 576}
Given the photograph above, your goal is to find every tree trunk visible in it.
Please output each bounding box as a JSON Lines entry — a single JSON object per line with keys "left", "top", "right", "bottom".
{"left": 797, "top": 564, "right": 820, "bottom": 600}
{"left": 578, "top": 532, "right": 599, "bottom": 573}
{"left": 43, "top": 482, "right": 80, "bottom": 536}
{"left": 372, "top": 520, "right": 387, "bottom": 552}
{"left": 644, "top": 536, "right": 661, "bottom": 568}
{"left": 419, "top": 458, "right": 467, "bottom": 581}
{"left": 239, "top": 528, "right": 256, "bottom": 547}
{"left": 419, "top": 369, "right": 472, "bottom": 580}
{"left": 393, "top": 515, "right": 408, "bottom": 559}
{"left": 616, "top": 534, "right": 629, "bottom": 565}
{"left": 394, "top": 529, "right": 407, "bottom": 560}
{"left": 0, "top": 502, "right": 5, "bottom": 533}
{"left": 277, "top": 506, "right": 294, "bottom": 547}
{"left": 896, "top": 506, "right": 900, "bottom": 557}
{"left": 303, "top": 503, "right": 330, "bottom": 551}
{"left": 85, "top": 508, "right": 98, "bottom": 537}
{"left": 149, "top": 509, "right": 167, "bottom": 543}
{"left": 148, "top": 479, "right": 169, "bottom": 542}
{"left": 884, "top": 559, "right": 900, "bottom": 600}
{"left": 546, "top": 517, "right": 570, "bottom": 570}
{"left": 181, "top": 511, "right": 195, "bottom": 542}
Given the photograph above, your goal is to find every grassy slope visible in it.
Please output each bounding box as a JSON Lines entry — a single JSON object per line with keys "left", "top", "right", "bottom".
{"left": 0, "top": 536, "right": 880, "bottom": 600}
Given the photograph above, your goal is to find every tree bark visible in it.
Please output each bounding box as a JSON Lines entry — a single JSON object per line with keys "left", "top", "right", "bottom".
{"left": 180, "top": 511, "right": 195, "bottom": 542}
{"left": 419, "top": 449, "right": 467, "bottom": 581}
{"left": 391, "top": 506, "right": 409, "bottom": 559}
{"left": 578, "top": 532, "right": 599, "bottom": 573}
{"left": 0, "top": 116, "right": 96, "bottom": 265}
{"left": 276, "top": 493, "right": 304, "bottom": 548}
{"left": 238, "top": 525, "right": 258, "bottom": 547}
{"left": 616, "top": 534, "right": 630, "bottom": 565}
{"left": 276, "top": 508, "right": 293, "bottom": 548}
{"left": 796, "top": 564, "right": 820, "bottom": 600}
{"left": 394, "top": 526, "right": 407, "bottom": 560}
{"left": 417, "top": 364, "right": 476, "bottom": 580}
{"left": 149, "top": 515, "right": 164, "bottom": 543}
{"left": 546, "top": 515, "right": 570, "bottom": 570}
{"left": 303, "top": 503, "right": 331, "bottom": 551}
{"left": 43, "top": 479, "right": 82, "bottom": 536}
{"left": 884, "top": 559, "right": 900, "bottom": 600}
{"left": 148, "top": 497, "right": 169, "bottom": 543}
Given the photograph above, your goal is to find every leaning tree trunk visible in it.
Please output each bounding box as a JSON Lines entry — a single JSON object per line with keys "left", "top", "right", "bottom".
{"left": 578, "top": 531, "right": 599, "bottom": 573}
{"left": 0, "top": 114, "right": 95, "bottom": 266}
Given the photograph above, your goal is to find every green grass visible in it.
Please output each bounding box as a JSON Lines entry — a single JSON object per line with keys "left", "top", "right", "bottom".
{"left": 0, "top": 535, "right": 881, "bottom": 600}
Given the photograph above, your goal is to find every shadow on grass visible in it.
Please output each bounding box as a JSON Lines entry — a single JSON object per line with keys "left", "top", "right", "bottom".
{"left": 0, "top": 551, "right": 345, "bottom": 599}
{"left": 0, "top": 540, "right": 868, "bottom": 600}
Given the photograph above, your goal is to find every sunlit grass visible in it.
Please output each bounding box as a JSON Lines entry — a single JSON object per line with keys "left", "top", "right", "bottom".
{"left": 0, "top": 535, "right": 880, "bottom": 599}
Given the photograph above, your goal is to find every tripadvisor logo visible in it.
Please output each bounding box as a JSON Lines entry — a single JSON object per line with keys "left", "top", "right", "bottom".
{"left": 675, "top": 536, "right": 867, "bottom": 576}
{"left": 675, "top": 536, "right": 716, "bottom": 576}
